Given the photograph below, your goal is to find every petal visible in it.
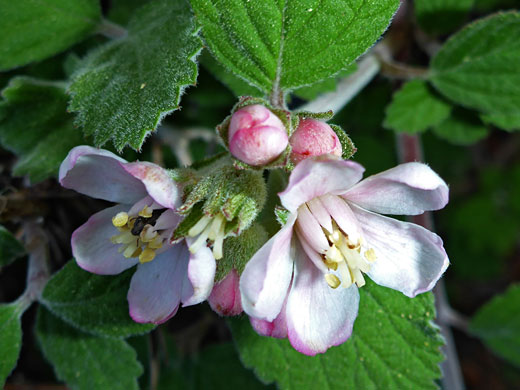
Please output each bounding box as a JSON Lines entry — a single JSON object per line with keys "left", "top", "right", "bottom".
{"left": 351, "top": 204, "right": 449, "bottom": 297}
{"left": 181, "top": 238, "right": 216, "bottom": 306}
{"left": 344, "top": 162, "right": 449, "bottom": 215}
{"left": 320, "top": 194, "right": 363, "bottom": 242}
{"left": 128, "top": 245, "right": 188, "bottom": 324}
{"left": 279, "top": 157, "right": 365, "bottom": 213}
{"left": 240, "top": 214, "right": 296, "bottom": 321}
{"left": 123, "top": 162, "right": 181, "bottom": 210}
{"left": 295, "top": 204, "right": 329, "bottom": 253}
{"left": 72, "top": 205, "right": 139, "bottom": 275}
{"left": 208, "top": 269, "right": 243, "bottom": 316}
{"left": 250, "top": 295, "right": 289, "bottom": 338}
{"left": 60, "top": 145, "right": 146, "bottom": 204}
{"left": 285, "top": 243, "right": 360, "bottom": 356}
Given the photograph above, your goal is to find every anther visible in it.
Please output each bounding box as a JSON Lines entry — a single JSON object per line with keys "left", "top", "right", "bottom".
{"left": 112, "top": 212, "right": 129, "bottom": 227}
{"left": 138, "top": 205, "right": 153, "bottom": 218}
{"left": 325, "top": 274, "right": 341, "bottom": 289}
{"left": 139, "top": 248, "right": 156, "bottom": 263}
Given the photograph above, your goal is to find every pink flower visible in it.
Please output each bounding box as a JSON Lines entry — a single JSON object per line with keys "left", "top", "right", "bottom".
{"left": 290, "top": 118, "right": 342, "bottom": 163}
{"left": 240, "top": 156, "right": 449, "bottom": 355}
{"left": 208, "top": 269, "right": 243, "bottom": 316}
{"left": 228, "top": 104, "right": 288, "bottom": 166}
{"left": 59, "top": 146, "right": 216, "bottom": 324}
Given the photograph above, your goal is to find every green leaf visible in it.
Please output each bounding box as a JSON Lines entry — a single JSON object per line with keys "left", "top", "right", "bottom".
{"left": 433, "top": 108, "right": 489, "bottom": 145}
{"left": 36, "top": 307, "right": 143, "bottom": 390}
{"left": 0, "top": 304, "right": 22, "bottom": 387}
{"left": 0, "top": 77, "right": 86, "bottom": 182}
{"left": 414, "top": 0, "right": 474, "bottom": 35}
{"left": 40, "top": 261, "right": 154, "bottom": 338}
{"left": 384, "top": 80, "right": 452, "bottom": 133}
{"left": 0, "top": 225, "right": 25, "bottom": 268}
{"left": 190, "top": 0, "right": 399, "bottom": 94}
{"left": 430, "top": 12, "right": 520, "bottom": 119}
{"left": 481, "top": 112, "right": 520, "bottom": 131}
{"left": 229, "top": 280, "right": 443, "bottom": 390}
{"left": 0, "top": 0, "right": 101, "bottom": 70}
{"left": 469, "top": 284, "right": 520, "bottom": 367}
{"left": 69, "top": 0, "right": 202, "bottom": 150}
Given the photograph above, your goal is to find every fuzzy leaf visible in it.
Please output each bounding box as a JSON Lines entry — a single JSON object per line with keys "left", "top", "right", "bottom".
{"left": 481, "top": 112, "right": 520, "bottom": 131}
{"left": 433, "top": 109, "right": 489, "bottom": 145}
{"left": 0, "top": 0, "right": 101, "bottom": 70}
{"left": 470, "top": 284, "right": 520, "bottom": 367}
{"left": 229, "top": 280, "right": 443, "bottom": 390}
{"left": 69, "top": 0, "right": 202, "bottom": 150}
{"left": 0, "top": 77, "right": 86, "bottom": 182}
{"left": 40, "top": 261, "right": 154, "bottom": 338}
{"left": 384, "top": 80, "right": 452, "bottom": 134}
{"left": 191, "top": 0, "right": 399, "bottom": 94}
{"left": 0, "top": 225, "right": 25, "bottom": 268}
{"left": 0, "top": 304, "right": 22, "bottom": 387}
{"left": 430, "top": 12, "right": 520, "bottom": 119}
{"left": 414, "top": 0, "right": 474, "bottom": 35}
{"left": 36, "top": 307, "right": 143, "bottom": 390}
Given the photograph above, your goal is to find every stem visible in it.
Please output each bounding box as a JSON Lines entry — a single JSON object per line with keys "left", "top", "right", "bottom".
{"left": 396, "top": 134, "right": 466, "bottom": 390}
{"left": 96, "top": 19, "right": 128, "bottom": 40}
{"left": 298, "top": 53, "right": 380, "bottom": 115}
{"left": 379, "top": 59, "right": 429, "bottom": 80}
{"left": 16, "top": 221, "right": 50, "bottom": 313}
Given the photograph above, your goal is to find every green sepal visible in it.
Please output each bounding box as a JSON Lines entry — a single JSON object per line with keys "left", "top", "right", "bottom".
{"left": 216, "top": 224, "right": 268, "bottom": 282}
{"left": 329, "top": 124, "right": 357, "bottom": 160}
{"left": 274, "top": 206, "right": 290, "bottom": 227}
{"left": 294, "top": 110, "right": 335, "bottom": 121}
{"left": 171, "top": 203, "right": 204, "bottom": 242}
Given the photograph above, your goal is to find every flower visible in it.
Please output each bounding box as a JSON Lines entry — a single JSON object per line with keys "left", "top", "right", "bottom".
{"left": 228, "top": 104, "right": 288, "bottom": 166}
{"left": 59, "top": 146, "right": 216, "bottom": 324}
{"left": 240, "top": 156, "right": 449, "bottom": 355}
{"left": 289, "top": 118, "right": 342, "bottom": 163}
{"left": 208, "top": 269, "right": 243, "bottom": 316}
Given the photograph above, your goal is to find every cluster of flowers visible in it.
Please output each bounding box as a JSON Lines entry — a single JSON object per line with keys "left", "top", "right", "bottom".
{"left": 60, "top": 102, "right": 449, "bottom": 355}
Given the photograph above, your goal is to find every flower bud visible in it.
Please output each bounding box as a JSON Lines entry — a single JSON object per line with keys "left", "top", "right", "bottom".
{"left": 289, "top": 118, "right": 342, "bottom": 164}
{"left": 228, "top": 104, "right": 288, "bottom": 166}
{"left": 208, "top": 269, "right": 243, "bottom": 316}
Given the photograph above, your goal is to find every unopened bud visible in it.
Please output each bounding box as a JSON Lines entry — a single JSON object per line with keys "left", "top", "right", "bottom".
{"left": 228, "top": 104, "right": 288, "bottom": 166}
{"left": 289, "top": 118, "right": 342, "bottom": 164}
{"left": 208, "top": 269, "right": 243, "bottom": 316}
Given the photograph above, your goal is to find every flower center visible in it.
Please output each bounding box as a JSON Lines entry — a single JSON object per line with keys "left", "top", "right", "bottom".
{"left": 186, "top": 213, "right": 227, "bottom": 260}
{"left": 296, "top": 195, "right": 377, "bottom": 289}
{"left": 110, "top": 198, "right": 172, "bottom": 264}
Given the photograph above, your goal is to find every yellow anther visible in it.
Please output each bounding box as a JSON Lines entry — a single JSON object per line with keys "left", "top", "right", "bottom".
{"left": 139, "top": 248, "right": 156, "bottom": 263}
{"left": 131, "top": 247, "right": 142, "bottom": 258}
{"left": 112, "top": 212, "right": 129, "bottom": 227}
{"left": 325, "top": 245, "right": 344, "bottom": 263}
{"left": 139, "top": 205, "right": 153, "bottom": 218}
{"left": 324, "top": 260, "right": 338, "bottom": 271}
{"left": 365, "top": 248, "right": 377, "bottom": 262}
{"left": 148, "top": 237, "right": 163, "bottom": 249}
{"left": 111, "top": 231, "right": 136, "bottom": 244}
{"left": 140, "top": 224, "right": 157, "bottom": 242}
{"left": 325, "top": 274, "right": 341, "bottom": 289}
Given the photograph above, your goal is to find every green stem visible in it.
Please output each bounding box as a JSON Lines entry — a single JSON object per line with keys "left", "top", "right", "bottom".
{"left": 97, "top": 19, "right": 128, "bottom": 40}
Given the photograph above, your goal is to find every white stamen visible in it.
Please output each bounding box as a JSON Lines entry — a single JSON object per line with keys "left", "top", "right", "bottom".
{"left": 338, "top": 261, "right": 352, "bottom": 288}
{"left": 208, "top": 214, "right": 225, "bottom": 241}
{"left": 188, "top": 215, "right": 212, "bottom": 237}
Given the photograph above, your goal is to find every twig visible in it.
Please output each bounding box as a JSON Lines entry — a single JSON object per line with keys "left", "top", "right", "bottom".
{"left": 396, "top": 133, "right": 466, "bottom": 390}
{"left": 15, "top": 220, "right": 50, "bottom": 313}
{"left": 96, "top": 19, "right": 128, "bottom": 40}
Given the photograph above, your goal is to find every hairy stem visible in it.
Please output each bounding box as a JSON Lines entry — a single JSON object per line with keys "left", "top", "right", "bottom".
{"left": 96, "top": 19, "right": 128, "bottom": 40}
{"left": 396, "top": 133, "right": 466, "bottom": 390}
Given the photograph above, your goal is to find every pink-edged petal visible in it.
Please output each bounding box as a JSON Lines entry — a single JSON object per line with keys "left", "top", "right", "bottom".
{"left": 351, "top": 204, "right": 449, "bottom": 297}
{"left": 295, "top": 204, "right": 329, "bottom": 254}
{"left": 279, "top": 157, "right": 365, "bottom": 213}
{"left": 250, "top": 295, "right": 289, "bottom": 338}
{"left": 154, "top": 209, "right": 182, "bottom": 231}
{"left": 181, "top": 238, "right": 216, "bottom": 306}
{"left": 240, "top": 214, "right": 297, "bottom": 321}
{"left": 72, "top": 205, "right": 138, "bottom": 275}
{"left": 344, "top": 162, "right": 449, "bottom": 215}
{"left": 307, "top": 197, "right": 332, "bottom": 232}
{"left": 123, "top": 162, "right": 181, "bottom": 210}
{"left": 60, "top": 145, "right": 146, "bottom": 204}
{"left": 208, "top": 269, "right": 243, "bottom": 316}
{"left": 285, "top": 243, "right": 360, "bottom": 356}
{"left": 128, "top": 245, "right": 188, "bottom": 324}
{"left": 320, "top": 194, "right": 363, "bottom": 242}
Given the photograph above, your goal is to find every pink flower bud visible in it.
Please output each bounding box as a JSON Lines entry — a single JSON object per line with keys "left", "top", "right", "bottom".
{"left": 208, "top": 269, "right": 243, "bottom": 316}
{"left": 289, "top": 118, "right": 342, "bottom": 164}
{"left": 228, "top": 104, "right": 288, "bottom": 166}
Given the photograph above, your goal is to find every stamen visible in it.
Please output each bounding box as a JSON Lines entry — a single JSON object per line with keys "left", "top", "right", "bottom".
{"left": 325, "top": 245, "right": 344, "bottom": 263}
{"left": 148, "top": 236, "right": 163, "bottom": 249}
{"left": 365, "top": 248, "right": 377, "bottom": 262}
{"left": 140, "top": 224, "right": 158, "bottom": 242}
{"left": 338, "top": 261, "right": 352, "bottom": 288}
{"left": 208, "top": 214, "right": 224, "bottom": 241}
{"left": 123, "top": 241, "right": 139, "bottom": 258}
{"left": 189, "top": 227, "right": 210, "bottom": 254}
{"left": 188, "top": 215, "right": 212, "bottom": 237}
{"left": 325, "top": 274, "right": 341, "bottom": 289}
{"left": 352, "top": 268, "right": 366, "bottom": 287}
{"left": 139, "top": 248, "right": 156, "bottom": 263}
{"left": 111, "top": 231, "right": 136, "bottom": 244}
{"left": 112, "top": 212, "right": 129, "bottom": 227}
{"left": 212, "top": 220, "right": 226, "bottom": 260}
{"left": 139, "top": 205, "right": 153, "bottom": 218}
